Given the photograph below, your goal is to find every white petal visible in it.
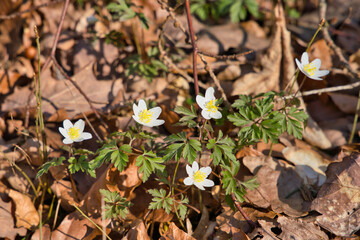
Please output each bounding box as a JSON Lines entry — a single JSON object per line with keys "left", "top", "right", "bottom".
{"left": 63, "top": 119, "right": 73, "bottom": 129}
{"left": 149, "top": 107, "right": 162, "bottom": 119}
{"left": 59, "top": 127, "right": 69, "bottom": 138}
{"left": 194, "top": 182, "right": 205, "bottom": 190}
{"left": 132, "top": 115, "right": 143, "bottom": 125}
{"left": 63, "top": 138, "right": 73, "bottom": 144}
{"left": 81, "top": 132, "right": 92, "bottom": 140}
{"left": 205, "top": 87, "right": 215, "bottom": 100}
{"left": 295, "top": 59, "right": 303, "bottom": 72}
{"left": 201, "top": 179, "right": 215, "bottom": 188}
{"left": 148, "top": 119, "right": 164, "bottom": 127}
{"left": 210, "top": 111, "right": 222, "bottom": 119}
{"left": 315, "top": 70, "right": 329, "bottom": 77}
{"left": 138, "top": 99, "right": 147, "bottom": 111}
{"left": 301, "top": 52, "right": 309, "bottom": 65}
{"left": 186, "top": 164, "right": 193, "bottom": 176}
{"left": 309, "top": 75, "right": 323, "bottom": 81}
{"left": 311, "top": 59, "right": 321, "bottom": 70}
{"left": 200, "top": 166, "right": 212, "bottom": 176}
{"left": 133, "top": 103, "right": 139, "bottom": 116}
{"left": 201, "top": 109, "right": 211, "bottom": 120}
{"left": 192, "top": 161, "right": 199, "bottom": 172}
{"left": 74, "top": 119, "right": 85, "bottom": 133}
{"left": 196, "top": 95, "right": 206, "bottom": 109}
{"left": 184, "top": 177, "right": 194, "bottom": 186}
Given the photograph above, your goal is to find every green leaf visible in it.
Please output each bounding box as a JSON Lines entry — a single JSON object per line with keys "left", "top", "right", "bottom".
{"left": 148, "top": 189, "right": 173, "bottom": 214}
{"left": 182, "top": 139, "right": 201, "bottom": 164}
{"left": 174, "top": 106, "right": 197, "bottom": 118}
{"left": 100, "top": 189, "right": 132, "bottom": 220}
{"left": 136, "top": 150, "right": 165, "bottom": 182}
{"left": 163, "top": 143, "right": 185, "bottom": 161}
{"left": 37, "top": 156, "right": 65, "bottom": 178}
{"left": 241, "top": 177, "right": 259, "bottom": 190}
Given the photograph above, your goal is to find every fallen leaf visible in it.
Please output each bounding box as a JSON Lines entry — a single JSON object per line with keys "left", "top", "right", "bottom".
{"left": 0, "top": 192, "right": 27, "bottom": 239}
{"left": 311, "top": 153, "right": 360, "bottom": 236}
{"left": 282, "top": 147, "right": 330, "bottom": 187}
{"left": 277, "top": 216, "right": 328, "bottom": 240}
{"left": 31, "top": 224, "right": 52, "bottom": 240}
{"left": 122, "top": 219, "right": 150, "bottom": 240}
{"left": 329, "top": 92, "right": 358, "bottom": 114}
{"left": 245, "top": 164, "right": 306, "bottom": 217}
{"left": 160, "top": 222, "right": 195, "bottom": 240}
{"left": 8, "top": 188, "right": 39, "bottom": 229}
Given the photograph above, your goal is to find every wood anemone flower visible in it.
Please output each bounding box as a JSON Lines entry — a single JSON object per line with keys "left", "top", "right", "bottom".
{"left": 132, "top": 99, "right": 165, "bottom": 127}
{"left": 295, "top": 52, "right": 330, "bottom": 80}
{"left": 196, "top": 87, "right": 222, "bottom": 120}
{"left": 184, "top": 161, "right": 214, "bottom": 190}
{"left": 59, "top": 119, "right": 92, "bottom": 144}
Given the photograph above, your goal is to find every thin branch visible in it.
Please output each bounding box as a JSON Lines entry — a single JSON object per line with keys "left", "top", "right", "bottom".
{"left": 184, "top": 0, "right": 199, "bottom": 96}
{"left": 0, "top": 0, "right": 64, "bottom": 20}
{"left": 198, "top": 50, "right": 253, "bottom": 60}
{"left": 284, "top": 80, "right": 360, "bottom": 99}
{"left": 319, "top": 0, "right": 359, "bottom": 82}
{"left": 198, "top": 53, "right": 232, "bottom": 109}
{"left": 231, "top": 193, "right": 258, "bottom": 230}
{"left": 41, "top": 0, "right": 70, "bottom": 72}
{"left": 52, "top": 57, "right": 110, "bottom": 134}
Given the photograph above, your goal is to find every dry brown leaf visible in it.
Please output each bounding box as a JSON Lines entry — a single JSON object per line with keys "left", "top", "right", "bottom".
{"left": 216, "top": 206, "right": 276, "bottom": 239}
{"left": 277, "top": 216, "right": 328, "bottom": 240}
{"left": 1, "top": 65, "right": 122, "bottom": 119}
{"left": 160, "top": 222, "right": 195, "bottom": 240}
{"left": 0, "top": 193, "right": 27, "bottom": 239}
{"left": 31, "top": 224, "right": 52, "bottom": 240}
{"left": 8, "top": 188, "right": 39, "bottom": 229}
{"left": 52, "top": 211, "right": 102, "bottom": 240}
{"left": 329, "top": 92, "right": 358, "bottom": 114}
{"left": 122, "top": 219, "right": 150, "bottom": 240}
{"left": 282, "top": 147, "right": 330, "bottom": 187}
{"left": 248, "top": 219, "right": 279, "bottom": 240}
{"left": 308, "top": 39, "right": 333, "bottom": 70}
{"left": 0, "top": 161, "right": 36, "bottom": 193}
{"left": 51, "top": 180, "right": 79, "bottom": 212}
{"left": 245, "top": 164, "right": 306, "bottom": 217}
{"left": 311, "top": 153, "right": 360, "bottom": 236}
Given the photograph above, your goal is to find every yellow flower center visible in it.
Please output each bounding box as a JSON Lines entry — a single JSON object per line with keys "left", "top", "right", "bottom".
{"left": 193, "top": 171, "right": 206, "bottom": 183}
{"left": 68, "top": 127, "right": 80, "bottom": 140}
{"left": 304, "top": 62, "right": 317, "bottom": 76}
{"left": 206, "top": 100, "right": 218, "bottom": 113}
{"left": 139, "top": 109, "right": 153, "bottom": 123}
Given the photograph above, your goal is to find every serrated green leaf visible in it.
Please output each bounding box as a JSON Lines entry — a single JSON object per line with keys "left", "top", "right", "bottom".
{"left": 36, "top": 156, "right": 65, "bottom": 178}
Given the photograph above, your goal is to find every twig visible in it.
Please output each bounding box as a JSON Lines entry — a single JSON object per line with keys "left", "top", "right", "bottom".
{"left": 231, "top": 193, "right": 258, "bottom": 230}
{"left": 52, "top": 57, "right": 110, "bottom": 133}
{"left": 319, "top": 0, "right": 359, "bottom": 81}
{"left": 198, "top": 50, "right": 253, "bottom": 60}
{"left": 198, "top": 53, "right": 232, "bottom": 109}
{"left": 41, "top": 0, "right": 70, "bottom": 72}
{"left": 0, "top": 0, "right": 64, "bottom": 20}
{"left": 283, "top": 80, "right": 360, "bottom": 99}
{"left": 184, "top": 0, "right": 199, "bottom": 96}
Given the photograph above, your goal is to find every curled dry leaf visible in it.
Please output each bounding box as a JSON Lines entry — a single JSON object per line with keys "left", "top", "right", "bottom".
{"left": 0, "top": 194, "right": 27, "bottom": 239}
{"left": 51, "top": 180, "right": 78, "bottom": 212}
{"left": 122, "top": 219, "right": 150, "bottom": 240}
{"left": 160, "top": 222, "right": 195, "bottom": 240}
{"left": 311, "top": 153, "right": 360, "bottom": 236}
{"left": 8, "top": 188, "right": 39, "bottom": 229}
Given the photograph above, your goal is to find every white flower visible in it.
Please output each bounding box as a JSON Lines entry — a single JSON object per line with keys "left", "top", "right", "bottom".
{"left": 196, "top": 87, "right": 222, "bottom": 120}
{"left": 132, "top": 99, "right": 165, "bottom": 127}
{"left": 295, "top": 52, "right": 330, "bottom": 80}
{"left": 59, "top": 119, "right": 92, "bottom": 144}
{"left": 184, "top": 161, "right": 214, "bottom": 190}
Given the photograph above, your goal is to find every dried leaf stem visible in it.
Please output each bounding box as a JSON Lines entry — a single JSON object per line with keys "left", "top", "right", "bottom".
{"left": 231, "top": 193, "right": 258, "bottom": 230}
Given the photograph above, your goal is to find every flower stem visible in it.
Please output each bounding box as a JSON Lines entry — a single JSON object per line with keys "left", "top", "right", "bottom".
{"left": 288, "top": 19, "right": 325, "bottom": 95}
{"left": 171, "top": 160, "right": 181, "bottom": 196}
{"left": 349, "top": 89, "right": 360, "bottom": 144}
